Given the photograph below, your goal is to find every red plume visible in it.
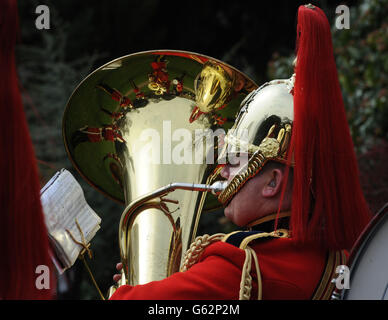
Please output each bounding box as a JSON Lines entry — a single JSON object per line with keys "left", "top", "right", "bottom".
{"left": 0, "top": 0, "right": 54, "bottom": 299}
{"left": 289, "top": 5, "right": 371, "bottom": 250}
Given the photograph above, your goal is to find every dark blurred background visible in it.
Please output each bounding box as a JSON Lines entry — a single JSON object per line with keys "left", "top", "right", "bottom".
{"left": 16, "top": 0, "right": 388, "bottom": 299}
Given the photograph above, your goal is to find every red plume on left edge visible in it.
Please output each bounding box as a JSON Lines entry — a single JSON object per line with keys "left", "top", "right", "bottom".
{"left": 0, "top": 0, "right": 54, "bottom": 299}
{"left": 288, "top": 4, "right": 372, "bottom": 251}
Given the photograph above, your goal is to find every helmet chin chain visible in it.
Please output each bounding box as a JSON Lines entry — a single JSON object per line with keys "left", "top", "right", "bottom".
{"left": 218, "top": 153, "right": 269, "bottom": 206}
{"left": 218, "top": 124, "right": 292, "bottom": 206}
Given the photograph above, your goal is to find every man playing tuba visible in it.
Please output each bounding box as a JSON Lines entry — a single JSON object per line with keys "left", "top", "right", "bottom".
{"left": 109, "top": 4, "right": 371, "bottom": 300}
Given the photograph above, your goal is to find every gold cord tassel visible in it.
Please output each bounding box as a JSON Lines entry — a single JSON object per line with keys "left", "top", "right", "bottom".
{"left": 66, "top": 218, "right": 105, "bottom": 300}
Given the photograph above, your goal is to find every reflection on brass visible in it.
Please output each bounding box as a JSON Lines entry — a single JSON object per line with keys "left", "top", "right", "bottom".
{"left": 194, "top": 61, "right": 235, "bottom": 114}
{"left": 62, "top": 50, "right": 257, "bottom": 293}
{"left": 103, "top": 152, "right": 123, "bottom": 189}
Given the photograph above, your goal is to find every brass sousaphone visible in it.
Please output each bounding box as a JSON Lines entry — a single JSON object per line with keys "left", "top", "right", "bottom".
{"left": 62, "top": 50, "right": 257, "bottom": 295}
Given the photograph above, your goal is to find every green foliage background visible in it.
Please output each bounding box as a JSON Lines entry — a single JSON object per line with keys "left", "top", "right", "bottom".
{"left": 267, "top": 0, "right": 388, "bottom": 216}
{"left": 18, "top": 1, "right": 122, "bottom": 299}
{"left": 268, "top": 0, "right": 388, "bottom": 152}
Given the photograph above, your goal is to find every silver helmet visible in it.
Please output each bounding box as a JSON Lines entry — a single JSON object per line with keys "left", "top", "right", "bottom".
{"left": 217, "top": 75, "right": 295, "bottom": 205}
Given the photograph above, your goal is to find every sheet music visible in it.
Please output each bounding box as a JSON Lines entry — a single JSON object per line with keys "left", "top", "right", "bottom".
{"left": 41, "top": 169, "right": 101, "bottom": 273}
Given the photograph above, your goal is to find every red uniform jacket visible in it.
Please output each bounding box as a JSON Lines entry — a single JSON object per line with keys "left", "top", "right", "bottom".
{"left": 110, "top": 233, "right": 341, "bottom": 300}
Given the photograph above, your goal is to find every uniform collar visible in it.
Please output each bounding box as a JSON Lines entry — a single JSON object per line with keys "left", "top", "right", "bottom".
{"left": 246, "top": 211, "right": 291, "bottom": 232}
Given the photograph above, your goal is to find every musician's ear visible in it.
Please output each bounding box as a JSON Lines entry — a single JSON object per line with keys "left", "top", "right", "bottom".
{"left": 262, "top": 169, "right": 283, "bottom": 198}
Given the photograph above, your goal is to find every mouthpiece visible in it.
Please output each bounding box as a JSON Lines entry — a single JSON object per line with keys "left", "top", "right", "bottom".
{"left": 167, "top": 181, "right": 227, "bottom": 195}
{"left": 209, "top": 180, "right": 228, "bottom": 195}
